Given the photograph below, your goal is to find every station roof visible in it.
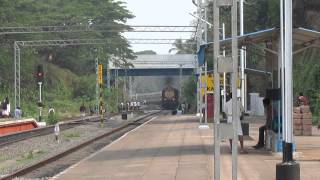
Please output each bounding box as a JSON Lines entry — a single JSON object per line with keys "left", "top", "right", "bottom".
{"left": 110, "top": 54, "right": 197, "bottom": 69}
{"left": 198, "top": 27, "right": 320, "bottom": 65}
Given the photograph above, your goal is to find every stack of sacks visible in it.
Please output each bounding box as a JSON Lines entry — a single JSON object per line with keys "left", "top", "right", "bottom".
{"left": 301, "top": 105, "right": 313, "bottom": 136}
{"left": 293, "top": 106, "right": 313, "bottom": 136}
{"left": 293, "top": 107, "right": 303, "bottom": 136}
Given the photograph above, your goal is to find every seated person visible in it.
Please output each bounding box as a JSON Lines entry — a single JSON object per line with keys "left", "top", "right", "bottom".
{"left": 253, "top": 98, "right": 275, "bottom": 149}
{"left": 177, "top": 105, "right": 182, "bottom": 115}
{"left": 14, "top": 107, "right": 22, "bottom": 118}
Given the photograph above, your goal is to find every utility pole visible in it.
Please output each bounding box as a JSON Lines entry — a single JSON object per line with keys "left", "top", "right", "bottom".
{"left": 36, "top": 64, "right": 44, "bottom": 122}
{"left": 240, "top": 0, "right": 246, "bottom": 109}
{"left": 222, "top": 23, "right": 226, "bottom": 108}
{"left": 179, "top": 64, "right": 182, "bottom": 103}
{"left": 198, "top": 0, "right": 205, "bottom": 125}
{"left": 124, "top": 67, "right": 127, "bottom": 102}
{"left": 196, "top": 0, "right": 201, "bottom": 118}
{"left": 95, "top": 52, "right": 99, "bottom": 114}
{"left": 115, "top": 63, "right": 119, "bottom": 107}
{"left": 38, "top": 82, "right": 42, "bottom": 122}
{"left": 204, "top": 0, "right": 208, "bottom": 125}
{"left": 276, "top": 0, "right": 300, "bottom": 179}
{"left": 213, "top": 0, "right": 239, "bottom": 179}
{"left": 98, "top": 64, "right": 104, "bottom": 127}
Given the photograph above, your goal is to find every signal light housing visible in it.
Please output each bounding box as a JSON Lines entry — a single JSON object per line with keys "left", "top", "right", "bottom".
{"left": 36, "top": 64, "right": 44, "bottom": 82}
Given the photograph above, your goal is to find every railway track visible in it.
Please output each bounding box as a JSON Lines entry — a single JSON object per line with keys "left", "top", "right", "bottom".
{"left": 0, "top": 115, "right": 109, "bottom": 147}
{"left": 1, "top": 111, "right": 161, "bottom": 180}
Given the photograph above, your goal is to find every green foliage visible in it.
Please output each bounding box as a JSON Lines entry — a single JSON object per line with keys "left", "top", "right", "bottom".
{"left": 135, "top": 50, "right": 157, "bottom": 55}
{"left": 182, "top": 76, "right": 197, "bottom": 112}
{"left": 63, "top": 132, "right": 80, "bottom": 139}
{"left": 72, "top": 75, "right": 95, "bottom": 100}
{"left": 243, "top": 0, "right": 280, "bottom": 33}
{"left": 169, "top": 39, "right": 197, "bottom": 54}
{"left": 0, "top": 1, "right": 134, "bottom": 118}
{"left": 293, "top": 48, "right": 320, "bottom": 116}
{"left": 47, "top": 111, "right": 58, "bottom": 125}
{"left": 18, "top": 150, "right": 44, "bottom": 162}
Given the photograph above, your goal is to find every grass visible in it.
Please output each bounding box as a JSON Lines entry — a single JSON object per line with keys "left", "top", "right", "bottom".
{"left": 0, "top": 155, "right": 7, "bottom": 162}
{"left": 63, "top": 132, "right": 81, "bottom": 139}
{"left": 17, "top": 150, "right": 45, "bottom": 163}
{"left": 313, "top": 116, "right": 319, "bottom": 125}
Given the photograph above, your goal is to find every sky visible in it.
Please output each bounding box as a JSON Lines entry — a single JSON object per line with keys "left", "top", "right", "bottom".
{"left": 122, "top": 0, "right": 197, "bottom": 54}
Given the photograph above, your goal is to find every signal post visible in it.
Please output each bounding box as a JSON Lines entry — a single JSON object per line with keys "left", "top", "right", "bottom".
{"left": 98, "top": 64, "right": 105, "bottom": 127}
{"left": 36, "top": 64, "right": 44, "bottom": 122}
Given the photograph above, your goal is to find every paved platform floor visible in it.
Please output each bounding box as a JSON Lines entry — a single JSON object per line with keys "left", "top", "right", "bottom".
{"left": 54, "top": 114, "right": 320, "bottom": 180}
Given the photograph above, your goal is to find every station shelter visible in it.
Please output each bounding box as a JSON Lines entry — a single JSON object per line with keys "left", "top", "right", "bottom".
{"left": 197, "top": 27, "right": 320, "bottom": 151}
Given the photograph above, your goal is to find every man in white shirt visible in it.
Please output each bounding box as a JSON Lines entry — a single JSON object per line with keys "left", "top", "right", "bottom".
{"left": 224, "top": 93, "right": 246, "bottom": 153}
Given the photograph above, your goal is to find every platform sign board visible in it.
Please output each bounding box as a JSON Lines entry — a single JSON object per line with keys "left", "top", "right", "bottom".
{"left": 98, "top": 64, "right": 103, "bottom": 84}
{"left": 207, "top": 74, "right": 214, "bottom": 93}
{"left": 201, "top": 74, "right": 222, "bottom": 95}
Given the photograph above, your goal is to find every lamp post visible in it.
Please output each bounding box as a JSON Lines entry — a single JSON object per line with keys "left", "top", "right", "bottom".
{"left": 38, "top": 82, "right": 42, "bottom": 122}
{"left": 179, "top": 64, "right": 182, "bottom": 103}
{"left": 240, "top": 0, "right": 246, "bottom": 110}
{"left": 276, "top": 0, "right": 300, "bottom": 179}
{"left": 94, "top": 48, "right": 99, "bottom": 114}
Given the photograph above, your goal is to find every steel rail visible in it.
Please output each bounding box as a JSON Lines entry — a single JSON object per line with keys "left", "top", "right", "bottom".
{"left": 0, "top": 115, "right": 115, "bottom": 148}
{"left": 0, "top": 111, "right": 160, "bottom": 180}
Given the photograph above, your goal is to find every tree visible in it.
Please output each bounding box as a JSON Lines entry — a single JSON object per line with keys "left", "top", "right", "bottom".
{"left": 0, "top": 0, "right": 136, "bottom": 117}
{"left": 169, "top": 39, "right": 196, "bottom": 54}
{"left": 135, "top": 50, "right": 157, "bottom": 55}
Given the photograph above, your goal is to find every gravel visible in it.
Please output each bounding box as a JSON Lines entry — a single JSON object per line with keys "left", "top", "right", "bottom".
{"left": 0, "top": 113, "right": 143, "bottom": 177}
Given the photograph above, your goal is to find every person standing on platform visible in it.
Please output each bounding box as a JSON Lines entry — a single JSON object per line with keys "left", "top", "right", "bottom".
{"left": 224, "top": 93, "right": 246, "bottom": 153}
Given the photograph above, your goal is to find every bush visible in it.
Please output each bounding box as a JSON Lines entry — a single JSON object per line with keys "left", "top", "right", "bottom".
{"left": 46, "top": 112, "right": 58, "bottom": 125}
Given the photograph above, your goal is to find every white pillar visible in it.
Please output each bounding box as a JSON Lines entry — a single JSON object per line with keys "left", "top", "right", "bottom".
{"left": 284, "top": 0, "right": 293, "bottom": 143}
{"left": 240, "top": 0, "right": 246, "bottom": 109}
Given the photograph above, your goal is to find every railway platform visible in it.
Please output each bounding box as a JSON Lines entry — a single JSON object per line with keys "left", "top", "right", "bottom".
{"left": 54, "top": 114, "right": 320, "bottom": 180}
